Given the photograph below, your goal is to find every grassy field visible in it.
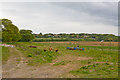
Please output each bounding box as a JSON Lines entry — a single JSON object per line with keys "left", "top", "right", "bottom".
{"left": 7, "top": 42, "right": 118, "bottom": 78}
{"left": 4, "top": 41, "right": 118, "bottom": 78}
{"left": 2, "top": 46, "right": 10, "bottom": 64}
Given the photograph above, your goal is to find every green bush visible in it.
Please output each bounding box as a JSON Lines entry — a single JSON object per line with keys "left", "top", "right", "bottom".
{"left": 28, "top": 54, "right": 33, "bottom": 57}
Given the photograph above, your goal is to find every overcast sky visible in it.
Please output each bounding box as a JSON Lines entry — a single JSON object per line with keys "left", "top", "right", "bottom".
{"left": 0, "top": 2, "right": 118, "bottom": 35}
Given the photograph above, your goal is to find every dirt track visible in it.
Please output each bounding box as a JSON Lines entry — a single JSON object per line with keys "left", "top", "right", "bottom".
{"left": 2, "top": 47, "right": 93, "bottom": 78}
{"left": 34, "top": 41, "right": 118, "bottom": 46}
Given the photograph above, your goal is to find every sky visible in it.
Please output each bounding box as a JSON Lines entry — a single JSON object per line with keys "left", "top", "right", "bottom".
{"left": 0, "top": 2, "right": 118, "bottom": 35}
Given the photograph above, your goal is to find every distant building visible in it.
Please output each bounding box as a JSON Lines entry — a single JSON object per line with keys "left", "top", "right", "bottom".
{"left": 84, "top": 35, "right": 88, "bottom": 38}
{"left": 101, "top": 40, "right": 104, "bottom": 42}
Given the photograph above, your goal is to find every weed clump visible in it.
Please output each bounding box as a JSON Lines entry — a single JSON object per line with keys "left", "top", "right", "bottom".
{"left": 16, "top": 44, "right": 61, "bottom": 65}
{"left": 28, "top": 54, "right": 33, "bottom": 57}
{"left": 70, "top": 63, "right": 118, "bottom": 78}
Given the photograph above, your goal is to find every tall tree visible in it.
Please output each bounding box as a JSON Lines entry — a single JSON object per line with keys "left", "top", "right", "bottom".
{"left": 1, "top": 19, "right": 21, "bottom": 42}
{"left": 38, "top": 32, "right": 42, "bottom": 38}
{"left": 19, "top": 29, "right": 35, "bottom": 42}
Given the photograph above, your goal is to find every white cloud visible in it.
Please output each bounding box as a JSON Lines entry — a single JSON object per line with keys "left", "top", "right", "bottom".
{"left": 0, "top": 2, "right": 118, "bottom": 35}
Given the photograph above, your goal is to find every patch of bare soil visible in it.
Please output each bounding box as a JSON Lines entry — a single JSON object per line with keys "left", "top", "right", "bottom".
{"left": 2, "top": 48, "right": 93, "bottom": 78}
{"left": 51, "top": 54, "right": 93, "bottom": 64}
{"left": 2, "top": 48, "right": 20, "bottom": 75}
{"left": 77, "top": 57, "right": 93, "bottom": 61}
{"left": 2, "top": 47, "right": 28, "bottom": 78}
{"left": 94, "top": 62, "right": 108, "bottom": 64}
{"left": 35, "top": 41, "right": 118, "bottom": 46}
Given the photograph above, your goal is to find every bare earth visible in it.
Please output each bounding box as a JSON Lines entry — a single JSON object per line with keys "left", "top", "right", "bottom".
{"left": 35, "top": 41, "right": 118, "bottom": 46}
{"left": 2, "top": 47, "right": 93, "bottom": 78}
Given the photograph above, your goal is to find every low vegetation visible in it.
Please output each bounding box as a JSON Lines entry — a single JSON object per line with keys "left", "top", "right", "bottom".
{"left": 2, "top": 46, "right": 10, "bottom": 64}
{"left": 6, "top": 42, "right": 117, "bottom": 78}
{"left": 14, "top": 42, "right": 61, "bottom": 65}
{"left": 34, "top": 33, "right": 118, "bottom": 42}
{"left": 70, "top": 63, "right": 118, "bottom": 78}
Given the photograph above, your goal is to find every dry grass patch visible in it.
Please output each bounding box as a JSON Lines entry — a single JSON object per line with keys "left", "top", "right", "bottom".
{"left": 50, "top": 54, "right": 93, "bottom": 66}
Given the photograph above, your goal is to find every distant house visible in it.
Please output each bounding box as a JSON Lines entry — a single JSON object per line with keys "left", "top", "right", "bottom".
{"left": 48, "top": 35, "right": 52, "bottom": 37}
{"left": 84, "top": 35, "right": 88, "bottom": 38}
{"left": 53, "top": 34, "right": 61, "bottom": 37}
{"left": 101, "top": 40, "right": 104, "bottom": 42}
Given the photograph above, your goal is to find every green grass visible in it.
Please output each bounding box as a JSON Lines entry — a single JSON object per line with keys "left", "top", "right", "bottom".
{"left": 2, "top": 46, "right": 10, "bottom": 64}
{"left": 27, "top": 50, "right": 60, "bottom": 66}
{"left": 14, "top": 42, "right": 61, "bottom": 66}
{"left": 10, "top": 42, "right": 118, "bottom": 78}
{"left": 0, "top": 46, "right": 2, "bottom": 61}
{"left": 70, "top": 63, "right": 118, "bottom": 78}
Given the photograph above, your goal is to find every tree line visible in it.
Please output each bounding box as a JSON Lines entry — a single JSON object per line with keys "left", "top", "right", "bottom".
{"left": 34, "top": 33, "right": 118, "bottom": 42}
{"left": 0, "top": 19, "right": 34, "bottom": 42}
{"left": 0, "top": 19, "right": 118, "bottom": 42}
